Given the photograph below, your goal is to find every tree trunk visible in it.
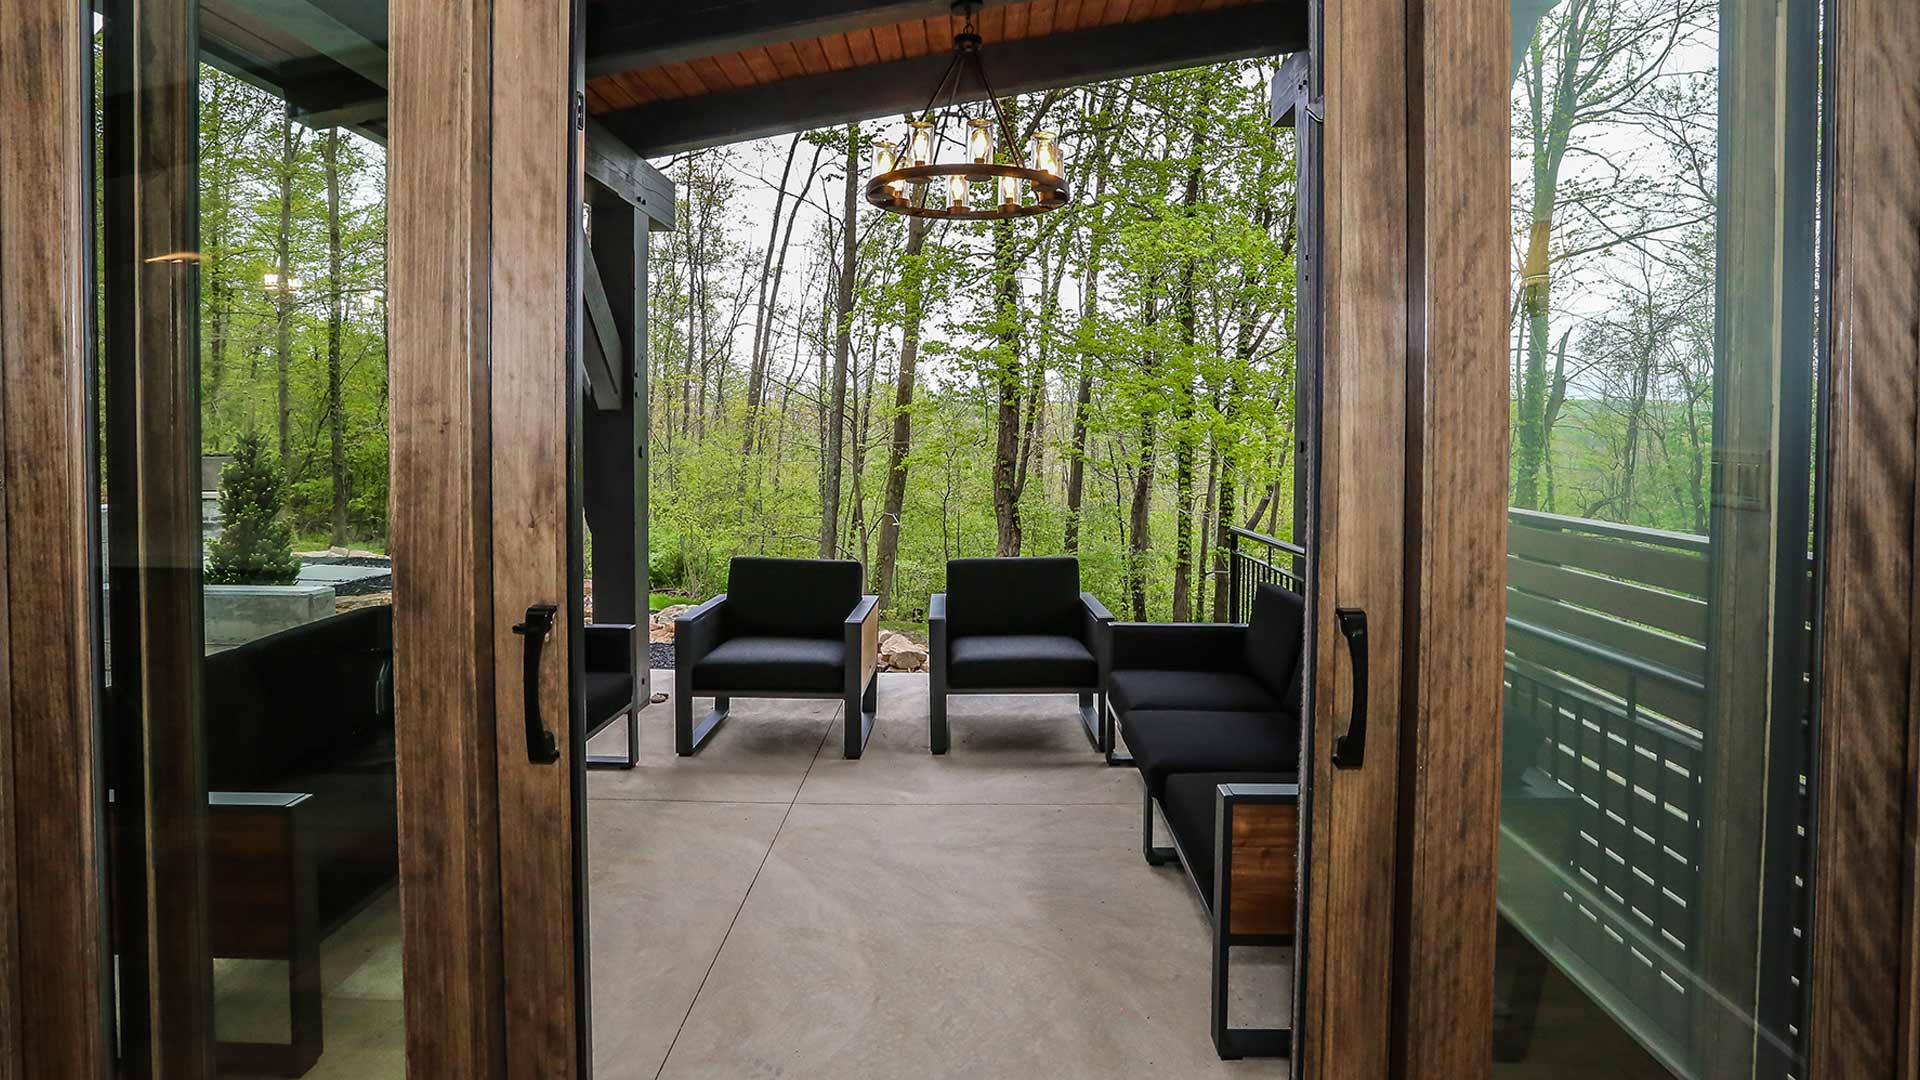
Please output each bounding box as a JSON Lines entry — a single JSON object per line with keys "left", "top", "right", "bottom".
{"left": 1168, "top": 159, "right": 1201, "bottom": 621}
{"left": 1126, "top": 292, "right": 1162, "bottom": 620}
{"left": 872, "top": 213, "right": 930, "bottom": 608}
{"left": 275, "top": 114, "right": 296, "bottom": 463}
{"left": 820, "top": 125, "right": 859, "bottom": 559}
{"left": 990, "top": 218, "right": 1024, "bottom": 556}
{"left": 324, "top": 128, "right": 347, "bottom": 546}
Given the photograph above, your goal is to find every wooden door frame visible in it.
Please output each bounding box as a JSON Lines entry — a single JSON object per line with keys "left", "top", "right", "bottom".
{"left": 0, "top": 1, "right": 112, "bottom": 1076}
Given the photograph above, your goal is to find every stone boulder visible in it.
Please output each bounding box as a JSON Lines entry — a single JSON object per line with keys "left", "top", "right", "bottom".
{"left": 877, "top": 629, "right": 929, "bottom": 673}
{"left": 649, "top": 603, "right": 695, "bottom": 644}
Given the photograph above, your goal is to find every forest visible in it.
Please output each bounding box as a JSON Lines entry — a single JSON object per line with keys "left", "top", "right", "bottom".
{"left": 181, "top": 0, "right": 1727, "bottom": 618}
{"left": 647, "top": 60, "right": 1299, "bottom": 622}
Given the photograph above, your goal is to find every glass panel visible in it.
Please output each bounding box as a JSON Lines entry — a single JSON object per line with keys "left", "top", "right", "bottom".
{"left": 1493, "top": 0, "right": 1825, "bottom": 1076}
{"left": 96, "top": 0, "right": 400, "bottom": 1073}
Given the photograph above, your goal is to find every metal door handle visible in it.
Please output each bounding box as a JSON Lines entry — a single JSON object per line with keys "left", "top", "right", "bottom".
{"left": 512, "top": 604, "right": 562, "bottom": 764}
{"left": 1331, "top": 607, "right": 1367, "bottom": 769}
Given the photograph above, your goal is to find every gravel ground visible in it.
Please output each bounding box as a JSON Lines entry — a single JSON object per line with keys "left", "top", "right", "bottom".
{"left": 648, "top": 642, "right": 674, "bottom": 669}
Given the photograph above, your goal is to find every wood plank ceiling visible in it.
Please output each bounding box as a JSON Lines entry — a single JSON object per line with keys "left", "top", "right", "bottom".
{"left": 584, "top": 0, "right": 1259, "bottom": 114}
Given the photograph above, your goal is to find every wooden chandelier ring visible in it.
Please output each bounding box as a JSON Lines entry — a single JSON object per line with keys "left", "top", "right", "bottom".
{"left": 864, "top": 162, "right": 1070, "bottom": 220}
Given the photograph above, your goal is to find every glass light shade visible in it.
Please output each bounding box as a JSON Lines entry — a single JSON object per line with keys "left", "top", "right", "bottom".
{"left": 872, "top": 143, "right": 902, "bottom": 199}
{"left": 967, "top": 117, "right": 993, "bottom": 164}
{"left": 948, "top": 173, "right": 970, "bottom": 210}
{"left": 909, "top": 121, "right": 934, "bottom": 166}
{"left": 999, "top": 172, "right": 1020, "bottom": 208}
{"left": 1031, "top": 131, "right": 1061, "bottom": 178}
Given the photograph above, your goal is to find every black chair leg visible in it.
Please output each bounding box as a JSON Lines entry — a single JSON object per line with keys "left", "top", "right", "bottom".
{"left": 1104, "top": 698, "right": 1135, "bottom": 767}
{"left": 1143, "top": 790, "right": 1177, "bottom": 866}
{"left": 587, "top": 707, "right": 640, "bottom": 769}
{"left": 676, "top": 693, "right": 728, "bottom": 756}
{"left": 929, "top": 688, "right": 949, "bottom": 755}
{"left": 845, "top": 675, "right": 877, "bottom": 759}
{"left": 1075, "top": 692, "right": 1103, "bottom": 753}
{"left": 1210, "top": 931, "right": 1292, "bottom": 1060}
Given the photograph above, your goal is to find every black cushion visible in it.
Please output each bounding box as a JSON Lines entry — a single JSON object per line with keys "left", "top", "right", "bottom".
{"left": 692, "top": 635, "right": 845, "bottom": 693}
{"left": 1243, "top": 583, "right": 1306, "bottom": 704}
{"left": 1108, "top": 669, "right": 1280, "bottom": 716}
{"left": 1119, "top": 709, "right": 1301, "bottom": 796}
{"left": 1160, "top": 771, "right": 1298, "bottom": 907}
{"left": 205, "top": 605, "right": 393, "bottom": 791}
{"left": 726, "top": 557, "right": 861, "bottom": 639}
{"left": 584, "top": 671, "right": 633, "bottom": 727}
{"left": 946, "top": 557, "right": 1082, "bottom": 638}
{"left": 947, "top": 633, "right": 1097, "bottom": 690}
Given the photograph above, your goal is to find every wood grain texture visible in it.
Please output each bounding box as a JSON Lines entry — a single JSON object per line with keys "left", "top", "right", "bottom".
{"left": 0, "top": 1, "right": 108, "bottom": 1075}
{"left": 1393, "top": 0, "right": 1506, "bottom": 1072}
{"left": 389, "top": 0, "right": 506, "bottom": 1074}
{"left": 488, "top": 0, "right": 581, "bottom": 1072}
{"left": 1303, "top": 0, "right": 1407, "bottom": 1070}
{"left": 1228, "top": 802, "right": 1298, "bottom": 937}
{"left": 1808, "top": 0, "right": 1920, "bottom": 1070}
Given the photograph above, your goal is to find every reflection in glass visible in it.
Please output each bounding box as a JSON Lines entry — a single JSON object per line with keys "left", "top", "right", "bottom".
{"left": 97, "top": 0, "right": 402, "bottom": 1074}
{"left": 1492, "top": 0, "right": 1825, "bottom": 1077}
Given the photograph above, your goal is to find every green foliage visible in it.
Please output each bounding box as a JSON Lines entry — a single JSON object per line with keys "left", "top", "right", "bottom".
{"left": 205, "top": 433, "right": 302, "bottom": 585}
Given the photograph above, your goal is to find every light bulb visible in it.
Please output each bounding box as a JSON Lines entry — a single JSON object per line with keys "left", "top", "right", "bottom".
{"left": 968, "top": 117, "right": 992, "bottom": 164}
{"left": 1031, "top": 131, "right": 1060, "bottom": 178}
{"left": 873, "top": 143, "right": 901, "bottom": 201}
{"left": 999, "top": 172, "right": 1020, "bottom": 208}
{"left": 948, "top": 173, "right": 970, "bottom": 210}
{"left": 909, "top": 121, "right": 934, "bottom": 167}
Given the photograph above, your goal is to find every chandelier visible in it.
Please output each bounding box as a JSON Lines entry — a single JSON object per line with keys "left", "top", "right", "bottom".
{"left": 865, "top": 0, "right": 1069, "bottom": 221}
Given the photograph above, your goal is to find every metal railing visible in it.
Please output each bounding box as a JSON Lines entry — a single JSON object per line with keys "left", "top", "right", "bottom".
{"left": 1226, "top": 510, "right": 1812, "bottom": 1075}
{"left": 1225, "top": 526, "right": 1307, "bottom": 618}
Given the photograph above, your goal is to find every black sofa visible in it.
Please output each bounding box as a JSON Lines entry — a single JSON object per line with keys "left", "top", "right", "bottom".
{"left": 674, "top": 557, "right": 880, "bottom": 759}
{"left": 200, "top": 603, "right": 397, "bottom": 1075}
{"left": 927, "top": 556, "right": 1113, "bottom": 755}
{"left": 1106, "top": 581, "right": 1306, "bottom": 1059}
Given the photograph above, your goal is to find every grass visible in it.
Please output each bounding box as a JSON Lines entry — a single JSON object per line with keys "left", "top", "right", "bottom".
{"left": 649, "top": 592, "right": 695, "bottom": 612}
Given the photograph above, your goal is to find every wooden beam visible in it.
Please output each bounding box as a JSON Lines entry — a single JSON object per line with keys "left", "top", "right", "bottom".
{"left": 1392, "top": 0, "right": 1507, "bottom": 1071}
{"left": 0, "top": 0, "right": 109, "bottom": 1075}
{"left": 581, "top": 248, "right": 624, "bottom": 412}
{"left": 586, "top": 121, "right": 674, "bottom": 229}
{"left": 601, "top": 2, "right": 1305, "bottom": 157}
{"left": 389, "top": 0, "right": 506, "bottom": 1071}
{"left": 1807, "top": 0, "right": 1920, "bottom": 1068}
{"left": 583, "top": 0, "right": 1024, "bottom": 79}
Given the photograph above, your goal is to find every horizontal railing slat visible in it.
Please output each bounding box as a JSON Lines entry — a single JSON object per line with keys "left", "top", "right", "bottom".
{"left": 1509, "top": 523, "right": 1710, "bottom": 598}
{"left": 1506, "top": 591, "right": 1708, "bottom": 683}
{"left": 1505, "top": 555, "right": 1710, "bottom": 642}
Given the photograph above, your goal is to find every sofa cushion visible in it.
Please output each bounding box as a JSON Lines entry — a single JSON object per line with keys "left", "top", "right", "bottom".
{"left": 1160, "top": 771, "right": 1299, "bottom": 908}
{"left": 1108, "top": 669, "right": 1281, "bottom": 715}
{"left": 1243, "top": 583, "right": 1306, "bottom": 704}
{"left": 1119, "top": 710, "right": 1301, "bottom": 796}
{"left": 726, "top": 557, "right": 861, "bottom": 639}
{"left": 947, "top": 634, "right": 1097, "bottom": 690}
{"left": 692, "top": 635, "right": 845, "bottom": 693}
{"left": 946, "top": 557, "right": 1082, "bottom": 638}
{"left": 584, "top": 670, "right": 633, "bottom": 727}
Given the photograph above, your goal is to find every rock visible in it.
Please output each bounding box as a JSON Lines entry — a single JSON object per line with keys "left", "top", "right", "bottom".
{"left": 648, "top": 604, "right": 696, "bottom": 643}
{"left": 878, "top": 632, "right": 929, "bottom": 673}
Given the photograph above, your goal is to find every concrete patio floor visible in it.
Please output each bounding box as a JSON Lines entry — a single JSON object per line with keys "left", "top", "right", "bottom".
{"left": 584, "top": 671, "right": 1289, "bottom": 1079}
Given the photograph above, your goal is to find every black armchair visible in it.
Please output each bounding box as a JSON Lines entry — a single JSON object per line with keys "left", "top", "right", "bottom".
{"left": 582, "top": 622, "right": 640, "bottom": 768}
{"left": 927, "top": 556, "right": 1113, "bottom": 755}
{"left": 674, "top": 557, "right": 880, "bottom": 758}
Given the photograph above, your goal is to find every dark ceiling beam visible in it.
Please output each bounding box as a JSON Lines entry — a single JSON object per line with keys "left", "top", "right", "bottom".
{"left": 584, "top": 0, "right": 1022, "bottom": 79}
{"left": 602, "top": 2, "right": 1304, "bottom": 157}
{"left": 586, "top": 121, "right": 677, "bottom": 229}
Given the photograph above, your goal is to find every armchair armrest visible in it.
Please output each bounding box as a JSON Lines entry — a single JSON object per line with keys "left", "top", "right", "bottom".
{"left": 674, "top": 594, "right": 728, "bottom": 671}
{"left": 1080, "top": 592, "right": 1114, "bottom": 681}
{"left": 927, "top": 593, "right": 948, "bottom": 685}
{"left": 1109, "top": 621, "right": 1249, "bottom": 673}
{"left": 845, "top": 595, "right": 880, "bottom": 689}
{"left": 1215, "top": 781, "right": 1300, "bottom": 938}
{"left": 583, "top": 623, "right": 637, "bottom": 674}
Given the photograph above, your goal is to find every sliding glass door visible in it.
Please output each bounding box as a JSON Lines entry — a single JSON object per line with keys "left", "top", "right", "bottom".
{"left": 1491, "top": 0, "right": 1827, "bottom": 1074}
